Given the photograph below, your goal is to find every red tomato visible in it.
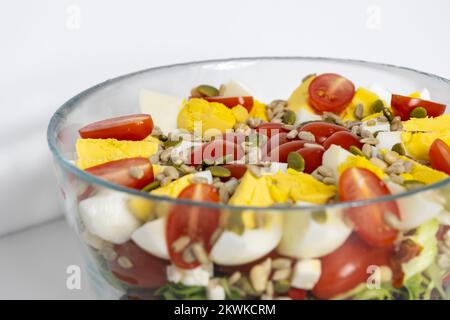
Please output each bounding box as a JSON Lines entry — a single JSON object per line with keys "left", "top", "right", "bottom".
{"left": 297, "top": 147, "right": 325, "bottom": 173}
{"left": 79, "top": 114, "right": 153, "bottom": 140}
{"left": 166, "top": 184, "right": 220, "bottom": 269}
{"left": 203, "top": 96, "right": 254, "bottom": 111}
{"left": 339, "top": 168, "right": 400, "bottom": 247}
{"left": 221, "top": 164, "right": 248, "bottom": 180}
{"left": 299, "top": 121, "right": 349, "bottom": 144}
{"left": 312, "top": 234, "right": 391, "bottom": 299}
{"left": 391, "top": 94, "right": 446, "bottom": 120}
{"left": 267, "top": 140, "right": 311, "bottom": 162}
{"left": 189, "top": 140, "right": 244, "bottom": 165}
{"left": 107, "top": 241, "right": 169, "bottom": 289}
{"left": 261, "top": 132, "right": 293, "bottom": 156}
{"left": 255, "top": 123, "right": 289, "bottom": 139}
{"left": 85, "top": 157, "right": 154, "bottom": 189}
{"left": 308, "top": 73, "right": 355, "bottom": 113}
{"left": 322, "top": 131, "right": 363, "bottom": 151}
{"left": 429, "top": 139, "right": 450, "bottom": 175}
{"left": 288, "top": 288, "right": 307, "bottom": 300}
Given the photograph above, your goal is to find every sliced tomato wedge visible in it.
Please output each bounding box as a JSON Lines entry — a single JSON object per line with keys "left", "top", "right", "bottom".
{"left": 322, "top": 131, "right": 362, "bottom": 151}
{"left": 203, "top": 96, "right": 253, "bottom": 111}
{"left": 308, "top": 73, "right": 355, "bottom": 113}
{"left": 339, "top": 168, "right": 400, "bottom": 247}
{"left": 312, "top": 234, "right": 391, "bottom": 299}
{"left": 79, "top": 114, "right": 153, "bottom": 140}
{"left": 299, "top": 121, "right": 349, "bottom": 144}
{"left": 107, "top": 241, "right": 169, "bottom": 289}
{"left": 166, "top": 183, "right": 220, "bottom": 269}
{"left": 221, "top": 164, "right": 248, "bottom": 180}
{"left": 85, "top": 157, "right": 154, "bottom": 189}
{"left": 189, "top": 139, "right": 244, "bottom": 165}
{"left": 255, "top": 123, "right": 289, "bottom": 139}
{"left": 429, "top": 138, "right": 450, "bottom": 175}
{"left": 297, "top": 147, "right": 325, "bottom": 173}
{"left": 267, "top": 140, "right": 312, "bottom": 162}
{"left": 391, "top": 94, "right": 446, "bottom": 120}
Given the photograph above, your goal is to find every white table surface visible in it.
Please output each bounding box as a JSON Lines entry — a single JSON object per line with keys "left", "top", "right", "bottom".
{"left": 0, "top": 218, "right": 96, "bottom": 299}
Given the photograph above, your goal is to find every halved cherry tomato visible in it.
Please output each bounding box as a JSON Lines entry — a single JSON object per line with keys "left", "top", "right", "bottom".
{"left": 429, "top": 138, "right": 450, "bottom": 175}
{"left": 299, "top": 122, "right": 349, "bottom": 144}
{"left": 189, "top": 140, "right": 244, "bottom": 165}
{"left": 312, "top": 234, "right": 391, "bottom": 299}
{"left": 288, "top": 288, "right": 307, "bottom": 300}
{"left": 339, "top": 168, "right": 400, "bottom": 247}
{"left": 107, "top": 241, "right": 169, "bottom": 289}
{"left": 267, "top": 140, "right": 311, "bottom": 162}
{"left": 322, "top": 131, "right": 362, "bottom": 151}
{"left": 261, "top": 132, "right": 295, "bottom": 156}
{"left": 166, "top": 183, "right": 220, "bottom": 269}
{"left": 221, "top": 164, "right": 248, "bottom": 180}
{"left": 79, "top": 114, "right": 153, "bottom": 140}
{"left": 308, "top": 73, "right": 355, "bottom": 113}
{"left": 85, "top": 157, "right": 154, "bottom": 189}
{"left": 391, "top": 94, "right": 446, "bottom": 120}
{"left": 255, "top": 123, "right": 289, "bottom": 139}
{"left": 203, "top": 96, "right": 254, "bottom": 111}
{"left": 297, "top": 147, "right": 325, "bottom": 173}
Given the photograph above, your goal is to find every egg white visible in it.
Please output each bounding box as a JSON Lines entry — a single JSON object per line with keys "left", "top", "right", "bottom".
{"left": 131, "top": 217, "right": 169, "bottom": 259}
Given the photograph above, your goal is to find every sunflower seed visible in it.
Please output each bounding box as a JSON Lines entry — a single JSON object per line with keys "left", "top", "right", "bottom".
{"left": 128, "top": 166, "right": 144, "bottom": 180}
{"left": 389, "top": 174, "right": 404, "bottom": 184}
{"left": 351, "top": 125, "right": 361, "bottom": 136}
{"left": 272, "top": 258, "right": 292, "bottom": 270}
{"left": 360, "top": 129, "right": 374, "bottom": 139}
{"left": 354, "top": 103, "right": 364, "bottom": 120}
{"left": 298, "top": 131, "right": 316, "bottom": 142}
{"left": 287, "top": 129, "right": 298, "bottom": 139}
{"left": 250, "top": 258, "right": 272, "bottom": 292}
{"left": 228, "top": 271, "right": 242, "bottom": 286}
{"left": 172, "top": 236, "right": 191, "bottom": 253}
{"left": 384, "top": 151, "right": 399, "bottom": 165}
{"left": 117, "top": 256, "right": 133, "bottom": 269}
{"left": 370, "top": 157, "right": 388, "bottom": 170}
{"left": 362, "top": 143, "right": 373, "bottom": 158}
{"left": 322, "top": 177, "right": 336, "bottom": 185}
{"left": 317, "top": 165, "right": 333, "bottom": 177}
{"left": 182, "top": 246, "right": 196, "bottom": 264}
{"left": 164, "top": 166, "right": 179, "bottom": 180}
{"left": 192, "top": 242, "right": 210, "bottom": 265}
{"left": 360, "top": 137, "right": 379, "bottom": 145}
{"left": 272, "top": 268, "right": 291, "bottom": 281}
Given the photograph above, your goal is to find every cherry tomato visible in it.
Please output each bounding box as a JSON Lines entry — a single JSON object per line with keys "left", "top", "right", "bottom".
{"left": 203, "top": 96, "right": 254, "bottom": 111}
{"left": 288, "top": 288, "right": 307, "bottom": 300}
{"left": 322, "top": 131, "right": 363, "bottom": 151}
{"left": 85, "top": 157, "right": 154, "bottom": 189}
{"left": 297, "top": 147, "right": 325, "bottom": 173}
{"left": 312, "top": 234, "right": 391, "bottom": 299}
{"left": 107, "top": 241, "right": 169, "bottom": 289}
{"left": 261, "top": 132, "right": 293, "bottom": 156}
{"left": 221, "top": 164, "right": 248, "bottom": 180}
{"left": 79, "top": 114, "right": 153, "bottom": 141}
{"left": 429, "top": 139, "right": 450, "bottom": 175}
{"left": 391, "top": 94, "right": 446, "bottom": 120}
{"left": 299, "top": 121, "right": 349, "bottom": 144}
{"left": 308, "top": 73, "right": 355, "bottom": 113}
{"left": 166, "top": 184, "right": 220, "bottom": 269}
{"left": 255, "top": 123, "right": 289, "bottom": 139}
{"left": 189, "top": 139, "right": 244, "bottom": 165}
{"left": 339, "top": 168, "right": 400, "bottom": 247}
{"left": 267, "top": 140, "right": 311, "bottom": 162}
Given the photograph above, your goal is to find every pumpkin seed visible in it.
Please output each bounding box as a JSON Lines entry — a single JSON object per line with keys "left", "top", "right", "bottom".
{"left": 274, "top": 280, "right": 290, "bottom": 294}
{"left": 141, "top": 180, "right": 161, "bottom": 192}
{"left": 349, "top": 145, "right": 367, "bottom": 158}
{"left": 282, "top": 109, "right": 296, "bottom": 125}
{"left": 164, "top": 138, "right": 182, "bottom": 148}
{"left": 207, "top": 166, "right": 231, "bottom": 178}
{"left": 410, "top": 106, "right": 427, "bottom": 118}
{"left": 391, "top": 143, "right": 406, "bottom": 156}
{"left": 382, "top": 108, "right": 394, "bottom": 121}
{"left": 371, "top": 99, "right": 385, "bottom": 113}
{"left": 287, "top": 152, "right": 305, "bottom": 172}
{"left": 302, "top": 73, "right": 316, "bottom": 82}
{"left": 402, "top": 180, "right": 426, "bottom": 190}
{"left": 311, "top": 210, "right": 327, "bottom": 224}
{"left": 196, "top": 84, "right": 219, "bottom": 97}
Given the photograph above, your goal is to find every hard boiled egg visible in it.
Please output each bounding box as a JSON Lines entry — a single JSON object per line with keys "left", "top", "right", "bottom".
{"left": 374, "top": 131, "right": 403, "bottom": 156}
{"left": 210, "top": 213, "right": 282, "bottom": 266}
{"left": 294, "top": 108, "right": 322, "bottom": 125}
{"left": 277, "top": 202, "right": 352, "bottom": 259}
{"left": 222, "top": 80, "right": 252, "bottom": 97}
{"left": 131, "top": 217, "right": 169, "bottom": 259}
{"left": 79, "top": 191, "right": 141, "bottom": 244}
{"left": 321, "top": 144, "right": 353, "bottom": 180}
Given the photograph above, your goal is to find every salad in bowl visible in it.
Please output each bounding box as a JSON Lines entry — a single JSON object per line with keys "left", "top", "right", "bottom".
{"left": 48, "top": 58, "right": 450, "bottom": 300}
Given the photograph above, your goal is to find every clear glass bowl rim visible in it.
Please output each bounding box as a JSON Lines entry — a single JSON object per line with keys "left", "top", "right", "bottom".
{"left": 47, "top": 56, "right": 450, "bottom": 212}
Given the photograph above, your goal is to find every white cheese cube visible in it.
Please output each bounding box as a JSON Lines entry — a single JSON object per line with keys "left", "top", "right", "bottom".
{"left": 291, "top": 259, "right": 322, "bottom": 290}
{"left": 374, "top": 131, "right": 403, "bottom": 156}
{"left": 166, "top": 264, "right": 213, "bottom": 287}
{"left": 79, "top": 191, "right": 140, "bottom": 244}
{"left": 207, "top": 283, "right": 226, "bottom": 300}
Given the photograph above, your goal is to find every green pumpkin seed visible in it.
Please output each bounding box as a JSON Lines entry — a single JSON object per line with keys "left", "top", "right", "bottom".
{"left": 402, "top": 180, "right": 426, "bottom": 190}
{"left": 196, "top": 85, "right": 219, "bottom": 97}
{"left": 226, "top": 212, "right": 245, "bottom": 236}
{"left": 391, "top": 143, "right": 406, "bottom": 156}
{"left": 142, "top": 180, "right": 161, "bottom": 192}
{"left": 302, "top": 73, "right": 316, "bottom": 83}
{"left": 410, "top": 106, "right": 427, "bottom": 118}
{"left": 371, "top": 99, "right": 385, "bottom": 113}
{"left": 287, "top": 152, "right": 305, "bottom": 172}
{"left": 382, "top": 108, "right": 394, "bottom": 122}
{"left": 282, "top": 109, "right": 296, "bottom": 125}
{"left": 349, "top": 145, "right": 367, "bottom": 158}
{"left": 207, "top": 166, "right": 231, "bottom": 178}
{"left": 311, "top": 210, "right": 327, "bottom": 224}
{"left": 274, "top": 280, "right": 290, "bottom": 294}
{"left": 158, "top": 134, "right": 168, "bottom": 142}
{"left": 164, "top": 138, "right": 182, "bottom": 148}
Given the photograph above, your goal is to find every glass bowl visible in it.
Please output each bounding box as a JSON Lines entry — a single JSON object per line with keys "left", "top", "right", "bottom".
{"left": 47, "top": 57, "right": 450, "bottom": 300}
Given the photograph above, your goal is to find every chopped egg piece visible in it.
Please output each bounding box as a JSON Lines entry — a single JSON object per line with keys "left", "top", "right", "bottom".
{"left": 322, "top": 144, "right": 353, "bottom": 180}
{"left": 222, "top": 80, "right": 252, "bottom": 97}
{"left": 131, "top": 217, "right": 169, "bottom": 259}
{"left": 291, "top": 259, "right": 322, "bottom": 290}
{"left": 374, "top": 131, "right": 402, "bottom": 155}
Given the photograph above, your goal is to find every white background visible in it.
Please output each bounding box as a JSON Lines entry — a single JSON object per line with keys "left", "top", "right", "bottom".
{"left": 0, "top": 0, "right": 449, "bottom": 298}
